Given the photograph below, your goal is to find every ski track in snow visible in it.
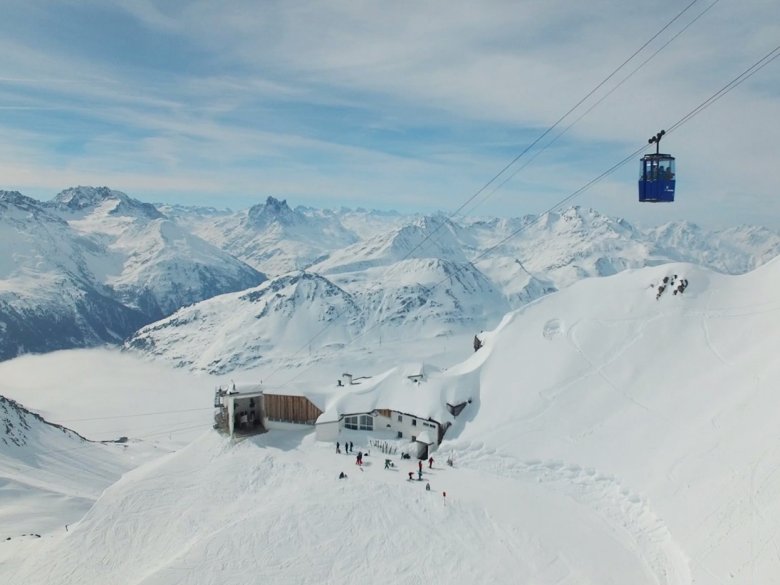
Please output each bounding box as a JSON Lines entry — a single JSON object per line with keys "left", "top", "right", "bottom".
{"left": 451, "top": 443, "right": 692, "bottom": 585}
{"left": 700, "top": 289, "right": 728, "bottom": 366}
{"left": 566, "top": 316, "right": 662, "bottom": 415}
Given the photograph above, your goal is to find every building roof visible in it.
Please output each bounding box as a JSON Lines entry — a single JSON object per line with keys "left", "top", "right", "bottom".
{"left": 226, "top": 390, "right": 264, "bottom": 400}
{"left": 224, "top": 384, "right": 263, "bottom": 398}
{"left": 314, "top": 362, "right": 476, "bottom": 427}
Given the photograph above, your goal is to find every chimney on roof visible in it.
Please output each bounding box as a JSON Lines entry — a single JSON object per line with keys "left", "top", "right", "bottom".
{"left": 342, "top": 373, "right": 353, "bottom": 386}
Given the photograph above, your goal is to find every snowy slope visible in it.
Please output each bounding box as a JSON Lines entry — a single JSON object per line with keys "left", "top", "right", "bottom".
{"left": 2, "top": 260, "right": 780, "bottom": 584}
{"left": 126, "top": 272, "right": 363, "bottom": 373}
{"left": 467, "top": 207, "right": 660, "bottom": 289}
{"left": 331, "top": 206, "right": 414, "bottom": 240}
{"left": 125, "top": 257, "right": 509, "bottom": 374}
{"left": 349, "top": 257, "right": 509, "bottom": 335}
{"left": 0, "top": 395, "right": 137, "bottom": 541}
{"left": 3, "top": 429, "right": 691, "bottom": 585}
{"left": 444, "top": 257, "right": 780, "bottom": 583}
{"left": 312, "top": 214, "right": 471, "bottom": 275}
{"left": 646, "top": 220, "right": 780, "bottom": 273}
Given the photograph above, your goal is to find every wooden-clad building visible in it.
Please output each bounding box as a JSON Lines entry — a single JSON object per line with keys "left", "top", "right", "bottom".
{"left": 264, "top": 393, "right": 322, "bottom": 425}
{"left": 214, "top": 384, "right": 324, "bottom": 437}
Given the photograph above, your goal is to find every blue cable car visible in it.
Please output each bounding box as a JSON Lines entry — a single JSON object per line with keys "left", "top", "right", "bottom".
{"left": 639, "top": 130, "right": 675, "bottom": 202}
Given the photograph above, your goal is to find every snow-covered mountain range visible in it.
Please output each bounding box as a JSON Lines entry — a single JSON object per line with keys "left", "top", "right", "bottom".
{"left": 2, "top": 187, "right": 779, "bottom": 368}
{"left": 161, "top": 196, "right": 360, "bottom": 276}
{"left": 127, "top": 200, "right": 780, "bottom": 374}
{"left": 0, "top": 188, "right": 265, "bottom": 361}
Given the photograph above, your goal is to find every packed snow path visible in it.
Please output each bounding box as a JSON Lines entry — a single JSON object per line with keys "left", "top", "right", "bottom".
{"left": 6, "top": 431, "right": 690, "bottom": 585}
{"left": 453, "top": 444, "right": 691, "bottom": 585}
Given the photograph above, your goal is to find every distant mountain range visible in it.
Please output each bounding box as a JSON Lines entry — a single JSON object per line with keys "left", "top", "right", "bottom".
{"left": 2, "top": 187, "right": 779, "bottom": 368}
{"left": 0, "top": 188, "right": 265, "bottom": 361}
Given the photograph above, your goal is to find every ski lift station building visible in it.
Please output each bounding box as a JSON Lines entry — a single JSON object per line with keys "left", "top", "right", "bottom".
{"left": 214, "top": 362, "right": 474, "bottom": 457}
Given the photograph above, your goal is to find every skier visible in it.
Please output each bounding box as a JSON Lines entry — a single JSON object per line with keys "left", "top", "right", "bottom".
{"left": 418, "top": 460, "right": 423, "bottom": 473}
{"left": 428, "top": 456, "right": 434, "bottom": 468}
{"left": 425, "top": 483, "right": 431, "bottom": 491}
{"left": 339, "top": 472, "right": 347, "bottom": 479}
{"left": 408, "top": 471, "right": 414, "bottom": 481}
{"left": 349, "top": 441, "right": 354, "bottom": 453}
{"left": 336, "top": 442, "right": 341, "bottom": 454}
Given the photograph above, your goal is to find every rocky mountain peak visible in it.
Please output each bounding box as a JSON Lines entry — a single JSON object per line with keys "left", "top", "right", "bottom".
{"left": 0, "top": 190, "right": 68, "bottom": 224}
{"left": 247, "top": 196, "right": 298, "bottom": 227}
{"left": 0, "top": 190, "right": 44, "bottom": 212}
{"left": 52, "top": 186, "right": 163, "bottom": 219}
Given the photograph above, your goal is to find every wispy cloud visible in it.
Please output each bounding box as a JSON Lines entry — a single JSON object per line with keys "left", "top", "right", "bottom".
{"left": 0, "top": 0, "right": 778, "bottom": 226}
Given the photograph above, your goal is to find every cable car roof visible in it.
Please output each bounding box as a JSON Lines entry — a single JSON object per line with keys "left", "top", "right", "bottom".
{"left": 640, "top": 153, "right": 675, "bottom": 160}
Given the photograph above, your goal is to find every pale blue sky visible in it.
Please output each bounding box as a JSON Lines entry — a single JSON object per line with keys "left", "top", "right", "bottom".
{"left": 0, "top": 0, "right": 778, "bottom": 227}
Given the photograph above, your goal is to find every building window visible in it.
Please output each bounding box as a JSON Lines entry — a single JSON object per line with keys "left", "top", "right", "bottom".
{"left": 397, "top": 414, "right": 402, "bottom": 422}
{"left": 359, "top": 414, "right": 373, "bottom": 431}
{"left": 344, "top": 414, "right": 373, "bottom": 431}
{"left": 412, "top": 419, "right": 417, "bottom": 426}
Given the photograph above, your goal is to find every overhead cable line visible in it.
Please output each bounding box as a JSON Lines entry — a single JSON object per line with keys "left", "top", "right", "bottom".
{"left": 459, "top": 0, "right": 722, "bottom": 218}
{"left": 262, "top": 0, "right": 705, "bottom": 385}
{"left": 666, "top": 45, "right": 780, "bottom": 135}
{"left": 416, "top": 43, "right": 780, "bottom": 301}
{"left": 57, "top": 406, "right": 213, "bottom": 423}
{"left": 394, "top": 0, "right": 703, "bottom": 257}
{"left": 274, "top": 42, "right": 780, "bottom": 386}
{"left": 2, "top": 421, "right": 210, "bottom": 461}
